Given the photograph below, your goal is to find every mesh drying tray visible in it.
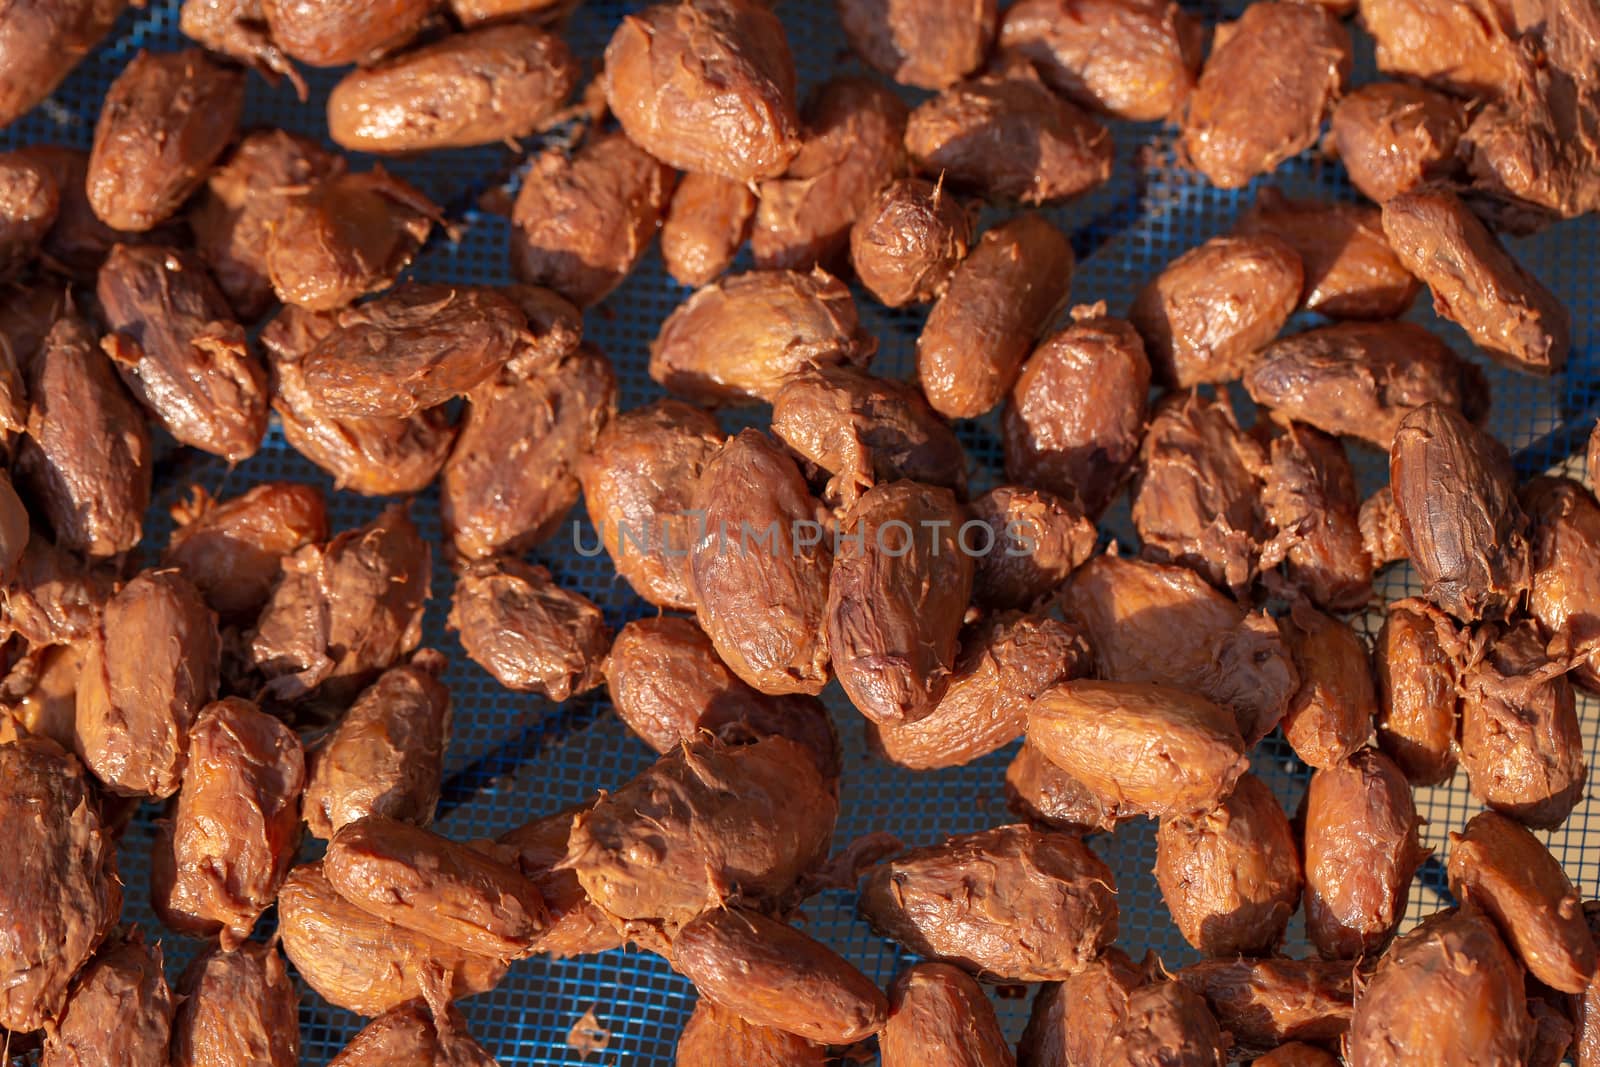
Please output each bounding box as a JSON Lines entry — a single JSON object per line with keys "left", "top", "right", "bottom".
{"left": 3, "top": 1, "right": 1599, "bottom": 1063}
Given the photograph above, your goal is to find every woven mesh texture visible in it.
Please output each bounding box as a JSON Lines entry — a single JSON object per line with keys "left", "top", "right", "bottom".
{"left": 3, "top": 1, "right": 1598, "bottom": 1063}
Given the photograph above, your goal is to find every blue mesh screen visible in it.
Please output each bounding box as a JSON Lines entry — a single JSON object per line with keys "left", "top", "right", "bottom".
{"left": 3, "top": 1, "right": 1597, "bottom": 1063}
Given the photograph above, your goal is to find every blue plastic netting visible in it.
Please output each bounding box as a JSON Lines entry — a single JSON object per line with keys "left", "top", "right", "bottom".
{"left": 2, "top": 2, "right": 1597, "bottom": 1064}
